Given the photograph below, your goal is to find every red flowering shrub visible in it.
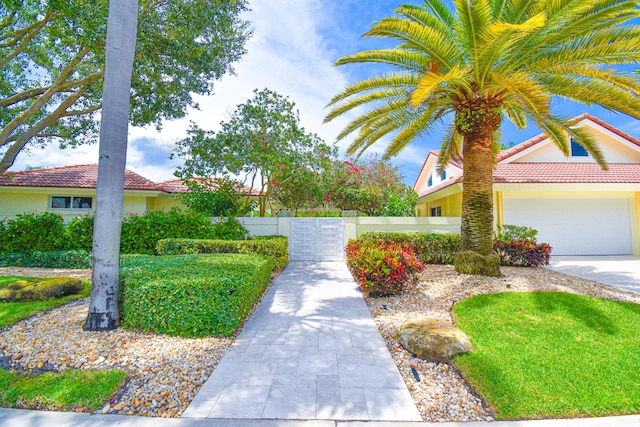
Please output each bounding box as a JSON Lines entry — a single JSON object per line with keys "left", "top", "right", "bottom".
{"left": 345, "top": 239, "right": 424, "bottom": 297}
{"left": 493, "top": 240, "right": 551, "bottom": 267}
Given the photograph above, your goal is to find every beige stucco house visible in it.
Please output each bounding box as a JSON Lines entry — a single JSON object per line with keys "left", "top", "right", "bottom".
{"left": 414, "top": 114, "right": 640, "bottom": 256}
{"left": 0, "top": 164, "right": 257, "bottom": 222}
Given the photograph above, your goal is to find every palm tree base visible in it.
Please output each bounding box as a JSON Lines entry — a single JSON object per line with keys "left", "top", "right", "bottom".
{"left": 454, "top": 251, "right": 502, "bottom": 277}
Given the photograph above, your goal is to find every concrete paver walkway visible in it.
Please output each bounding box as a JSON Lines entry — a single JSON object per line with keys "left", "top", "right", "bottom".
{"left": 182, "top": 261, "right": 421, "bottom": 421}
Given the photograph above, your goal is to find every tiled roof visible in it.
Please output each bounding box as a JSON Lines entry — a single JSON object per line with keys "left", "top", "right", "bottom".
{"left": 0, "top": 164, "right": 162, "bottom": 191}
{"left": 494, "top": 163, "right": 640, "bottom": 184}
{"left": 158, "top": 178, "right": 261, "bottom": 197}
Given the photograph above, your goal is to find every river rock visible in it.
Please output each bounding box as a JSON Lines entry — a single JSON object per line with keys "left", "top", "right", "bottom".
{"left": 399, "top": 316, "right": 474, "bottom": 362}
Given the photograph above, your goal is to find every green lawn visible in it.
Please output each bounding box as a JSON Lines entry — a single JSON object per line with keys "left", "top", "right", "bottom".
{"left": 0, "top": 276, "right": 90, "bottom": 328}
{"left": 453, "top": 291, "right": 640, "bottom": 420}
{"left": 0, "top": 368, "right": 126, "bottom": 412}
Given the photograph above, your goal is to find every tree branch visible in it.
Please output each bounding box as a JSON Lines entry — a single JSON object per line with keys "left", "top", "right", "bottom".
{"left": 0, "top": 83, "right": 90, "bottom": 173}
{"left": 0, "top": 46, "right": 91, "bottom": 144}
{"left": 0, "top": 68, "right": 104, "bottom": 108}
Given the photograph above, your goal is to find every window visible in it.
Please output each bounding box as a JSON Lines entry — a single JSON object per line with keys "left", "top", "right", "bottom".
{"left": 440, "top": 170, "right": 446, "bottom": 180}
{"left": 430, "top": 206, "right": 442, "bottom": 217}
{"left": 570, "top": 138, "right": 588, "bottom": 157}
{"left": 51, "top": 196, "right": 93, "bottom": 210}
{"left": 428, "top": 176, "right": 433, "bottom": 187}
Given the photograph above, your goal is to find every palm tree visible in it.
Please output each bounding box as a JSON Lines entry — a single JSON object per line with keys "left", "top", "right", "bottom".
{"left": 325, "top": 0, "right": 640, "bottom": 275}
{"left": 84, "top": 0, "right": 138, "bottom": 331}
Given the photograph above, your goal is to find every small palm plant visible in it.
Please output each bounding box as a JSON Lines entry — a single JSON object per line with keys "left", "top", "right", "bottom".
{"left": 325, "top": 0, "right": 640, "bottom": 275}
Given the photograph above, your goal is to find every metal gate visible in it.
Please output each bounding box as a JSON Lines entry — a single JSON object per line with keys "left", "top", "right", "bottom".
{"left": 289, "top": 218, "right": 344, "bottom": 261}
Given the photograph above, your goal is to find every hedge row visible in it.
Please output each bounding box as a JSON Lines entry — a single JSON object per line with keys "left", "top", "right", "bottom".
{"left": 119, "top": 254, "right": 272, "bottom": 337}
{"left": 0, "top": 250, "right": 92, "bottom": 269}
{"left": 156, "top": 236, "right": 289, "bottom": 271}
{"left": 358, "top": 231, "right": 551, "bottom": 267}
{"left": 0, "top": 211, "right": 251, "bottom": 255}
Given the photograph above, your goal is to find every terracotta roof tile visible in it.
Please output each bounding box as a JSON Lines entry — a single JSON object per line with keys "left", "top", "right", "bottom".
{"left": 0, "top": 164, "right": 161, "bottom": 191}
{"left": 158, "top": 178, "right": 261, "bottom": 197}
{"left": 494, "top": 163, "right": 640, "bottom": 184}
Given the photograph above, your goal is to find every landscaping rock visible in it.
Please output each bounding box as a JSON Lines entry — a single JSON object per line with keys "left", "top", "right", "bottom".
{"left": 398, "top": 316, "right": 474, "bottom": 362}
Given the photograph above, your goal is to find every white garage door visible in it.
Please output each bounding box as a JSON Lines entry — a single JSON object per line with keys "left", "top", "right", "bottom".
{"left": 502, "top": 198, "right": 632, "bottom": 255}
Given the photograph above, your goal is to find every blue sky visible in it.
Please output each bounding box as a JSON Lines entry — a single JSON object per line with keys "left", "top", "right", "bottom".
{"left": 10, "top": 0, "right": 640, "bottom": 186}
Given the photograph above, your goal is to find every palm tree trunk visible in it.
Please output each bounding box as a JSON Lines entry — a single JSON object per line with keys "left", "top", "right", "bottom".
{"left": 460, "top": 132, "right": 495, "bottom": 255}
{"left": 84, "top": 0, "right": 138, "bottom": 331}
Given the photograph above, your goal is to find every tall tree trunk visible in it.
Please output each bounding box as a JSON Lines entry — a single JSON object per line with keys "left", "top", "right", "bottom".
{"left": 460, "top": 132, "right": 495, "bottom": 255}
{"left": 456, "top": 102, "right": 502, "bottom": 256}
{"left": 84, "top": 0, "right": 138, "bottom": 331}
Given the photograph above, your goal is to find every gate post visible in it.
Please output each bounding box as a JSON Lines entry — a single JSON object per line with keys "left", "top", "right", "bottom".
{"left": 342, "top": 210, "right": 358, "bottom": 247}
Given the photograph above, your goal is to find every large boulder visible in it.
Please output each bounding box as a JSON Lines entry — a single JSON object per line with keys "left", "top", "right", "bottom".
{"left": 398, "top": 316, "right": 474, "bottom": 362}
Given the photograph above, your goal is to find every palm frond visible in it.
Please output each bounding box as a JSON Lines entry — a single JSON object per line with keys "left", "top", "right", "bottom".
{"left": 536, "top": 74, "right": 640, "bottom": 119}
{"left": 326, "top": 72, "right": 418, "bottom": 107}
{"left": 324, "top": 88, "right": 408, "bottom": 123}
{"left": 385, "top": 106, "right": 448, "bottom": 157}
{"left": 486, "top": 71, "right": 551, "bottom": 116}
{"left": 335, "top": 99, "right": 409, "bottom": 142}
{"left": 453, "top": 0, "right": 493, "bottom": 78}
{"left": 436, "top": 126, "right": 462, "bottom": 172}
{"left": 410, "top": 65, "right": 470, "bottom": 107}
{"left": 365, "top": 17, "right": 458, "bottom": 69}
{"left": 334, "top": 49, "right": 431, "bottom": 73}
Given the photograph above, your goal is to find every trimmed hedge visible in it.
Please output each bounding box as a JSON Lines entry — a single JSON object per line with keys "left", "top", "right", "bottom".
{"left": 0, "top": 250, "right": 92, "bottom": 269}
{"left": 156, "top": 236, "right": 289, "bottom": 271}
{"left": 359, "top": 232, "right": 460, "bottom": 264}
{"left": 119, "top": 254, "right": 272, "bottom": 337}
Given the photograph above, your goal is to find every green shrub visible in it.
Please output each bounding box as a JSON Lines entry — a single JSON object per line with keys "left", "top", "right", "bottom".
{"left": 495, "top": 224, "right": 538, "bottom": 242}
{"left": 212, "top": 216, "right": 249, "bottom": 240}
{"left": 0, "top": 250, "right": 92, "bottom": 269}
{"left": 119, "top": 209, "right": 216, "bottom": 254}
{"left": 2, "top": 212, "right": 67, "bottom": 253}
{"left": 67, "top": 215, "right": 94, "bottom": 252}
{"left": 345, "top": 239, "right": 424, "bottom": 297}
{"left": 119, "top": 254, "right": 272, "bottom": 337}
{"left": 359, "top": 232, "right": 460, "bottom": 264}
{"left": 0, "top": 219, "right": 6, "bottom": 253}
{"left": 0, "top": 277, "right": 85, "bottom": 302}
{"left": 156, "top": 236, "right": 288, "bottom": 270}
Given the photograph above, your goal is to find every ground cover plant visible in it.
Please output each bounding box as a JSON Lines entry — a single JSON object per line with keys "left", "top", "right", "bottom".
{"left": 453, "top": 291, "right": 640, "bottom": 419}
{"left": 0, "top": 368, "right": 126, "bottom": 413}
{"left": 0, "top": 277, "right": 90, "bottom": 327}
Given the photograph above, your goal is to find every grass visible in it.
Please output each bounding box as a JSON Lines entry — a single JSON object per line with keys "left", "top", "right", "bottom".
{"left": 0, "top": 368, "right": 126, "bottom": 412}
{"left": 0, "top": 276, "right": 90, "bottom": 328}
{"left": 453, "top": 291, "right": 640, "bottom": 420}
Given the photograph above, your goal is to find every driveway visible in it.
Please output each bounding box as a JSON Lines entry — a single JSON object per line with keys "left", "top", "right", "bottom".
{"left": 547, "top": 256, "right": 640, "bottom": 294}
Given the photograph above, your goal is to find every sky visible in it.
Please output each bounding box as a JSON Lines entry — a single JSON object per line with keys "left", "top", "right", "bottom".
{"left": 9, "top": 0, "right": 640, "bottom": 187}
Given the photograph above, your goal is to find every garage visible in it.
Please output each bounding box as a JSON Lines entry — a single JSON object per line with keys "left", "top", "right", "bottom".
{"left": 502, "top": 198, "right": 633, "bottom": 255}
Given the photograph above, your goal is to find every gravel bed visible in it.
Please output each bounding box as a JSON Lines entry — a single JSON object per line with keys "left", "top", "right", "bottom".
{"left": 0, "top": 267, "right": 233, "bottom": 417}
{"left": 362, "top": 264, "right": 640, "bottom": 422}
{"left": 1, "top": 265, "right": 639, "bottom": 420}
